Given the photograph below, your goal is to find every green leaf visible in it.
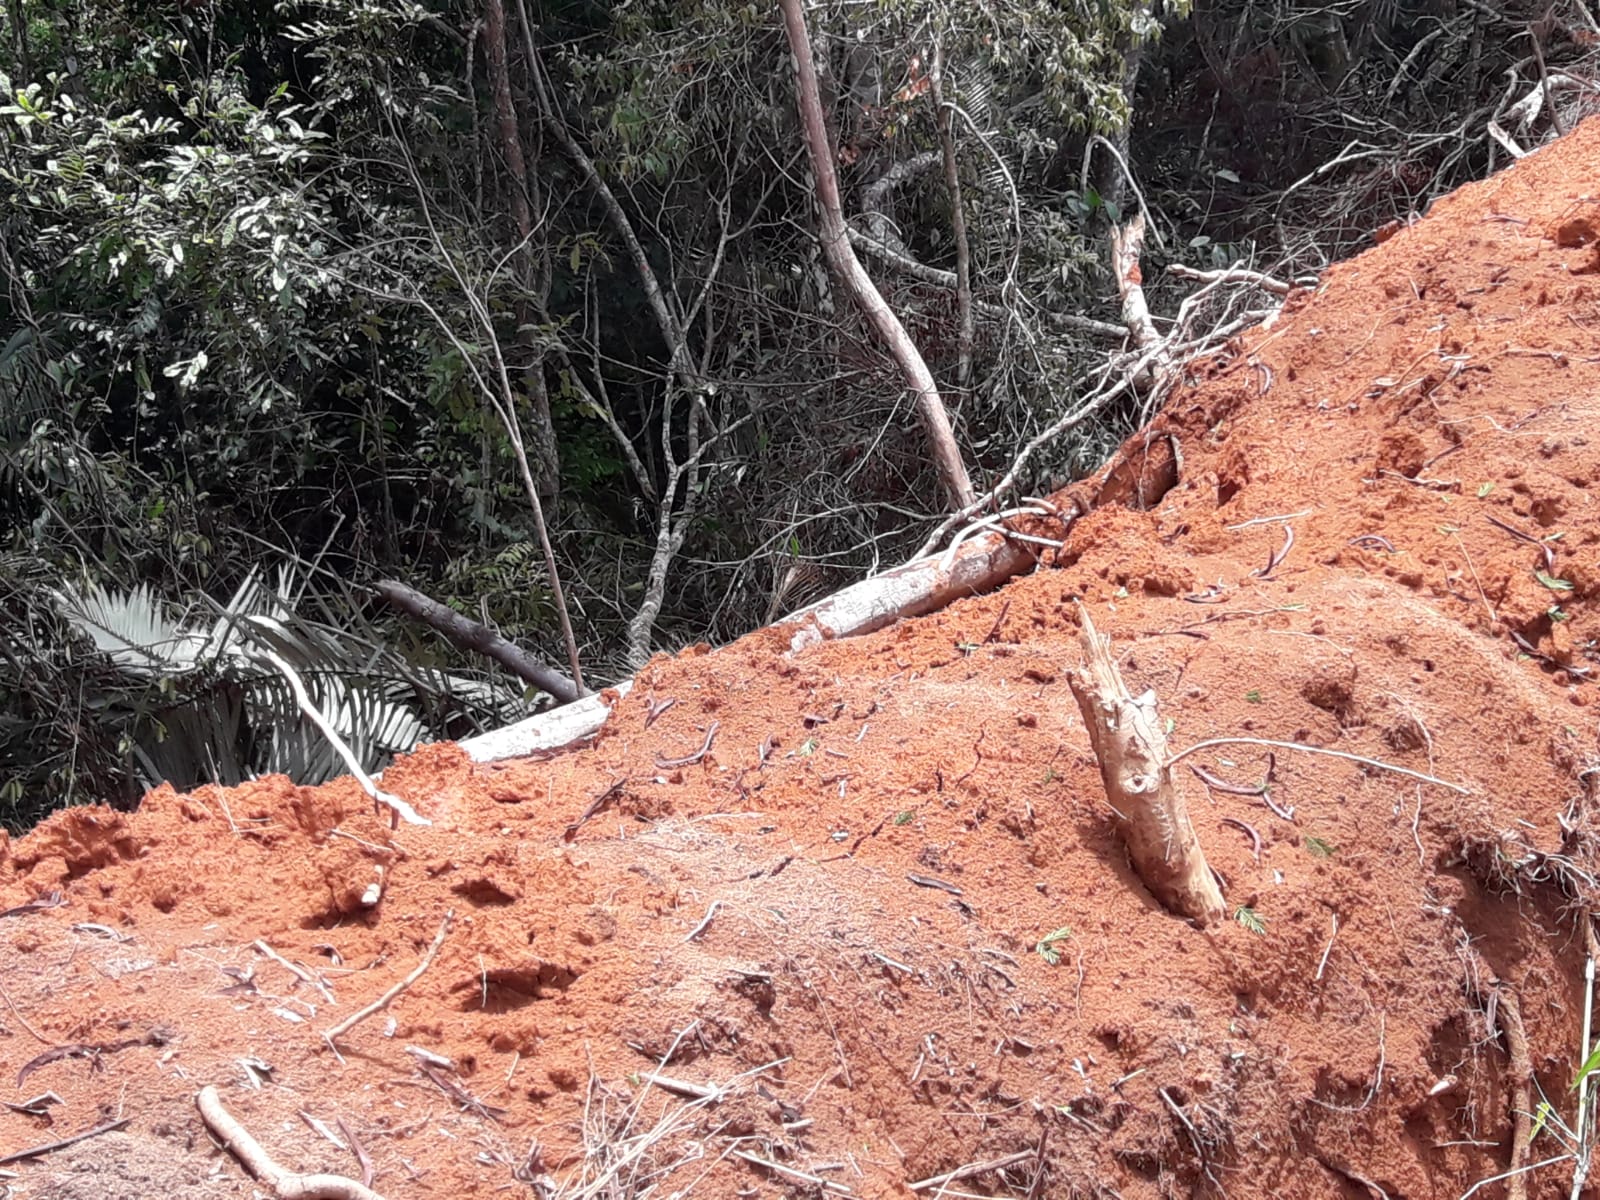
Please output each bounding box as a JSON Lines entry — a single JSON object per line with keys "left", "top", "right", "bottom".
{"left": 1476, "top": 482, "right": 1493, "bottom": 498}
{"left": 1304, "top": 836, "right": 1336, "bottom": 858}
{"left": 1536, "top": 572, "right": 1574, "bottom": 592}
{"left": 1234, "top": 906, "right": 1267, "bottom": 935}
{"left": 1035, "top": 927, "right": 1073, "bottom": 965}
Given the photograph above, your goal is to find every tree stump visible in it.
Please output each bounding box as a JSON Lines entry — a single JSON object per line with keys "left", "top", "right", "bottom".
{"left": 1067, "top": 607, "right": 1226, "bottom": 926}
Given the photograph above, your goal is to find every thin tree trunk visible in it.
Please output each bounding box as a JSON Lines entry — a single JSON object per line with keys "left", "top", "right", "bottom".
{"left": 7, "top": 0, "right": 29, "bottom": 82}
{"left": 929, "top": 41, "right": 974, "bottom": 392}
{"left": 779, "top": 0, "right": 975, "bottom": 511}
{"left": 480, "top": 0, "right": 559, "bottom": 498}
{"left": 373, "top": 580, "right": 579, "bottom": 702}
{"left": 1067, "top": 607, "right": 1226, "bottom": 926}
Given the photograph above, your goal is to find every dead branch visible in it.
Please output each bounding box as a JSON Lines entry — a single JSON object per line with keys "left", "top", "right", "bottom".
{"left": 324, "top": 910, "right": 454, "bottom": 1052}
{"left": 1168, "top": 737, "right": 1469, "bottom": 794}
{"left": 1498, "top": 988, "right": 1535, "bottom": 1200}
{"left": 198, "top": 1086, "right": 386, "bottom": 1200}
{"left": 909, "top": 1149, "right": 1037, "bottom": 1191}
{"left": 931, "top": 41, "right": 973, "bottom": 389}
{"left": 0, "top": 1117, "right": 130, "bottom": 1166}
{"left": 779, "top": 0, "right": 973, "bottom": 510}
{"left": 1167, "top": 263, "right": 1300, "bottom": 296}
{"left": 254, "top": 648, "right": 430, "bottom": 827}
{"left": 1067, "top": 607, "right": 1226, "bottom": 926}
{"left": 1110, "top": 214, "right": 1171, "bottom": 390}
{"left": 371, "top": 580, "right": 578, "bottom": 702}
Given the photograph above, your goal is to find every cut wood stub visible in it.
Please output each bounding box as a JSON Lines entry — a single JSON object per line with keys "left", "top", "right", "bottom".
{"left": 1067, "top": 607, "right": 1226, "bottom": 927}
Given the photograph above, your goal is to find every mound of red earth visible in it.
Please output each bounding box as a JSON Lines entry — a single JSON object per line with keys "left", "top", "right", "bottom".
{"left": 3, "top": 124, "right": 1600, "bottom": 1200}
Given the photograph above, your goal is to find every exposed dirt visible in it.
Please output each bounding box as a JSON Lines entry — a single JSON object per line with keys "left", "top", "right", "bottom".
{"left": 3, "top": 122, "right": 1600, "bottom": 1200}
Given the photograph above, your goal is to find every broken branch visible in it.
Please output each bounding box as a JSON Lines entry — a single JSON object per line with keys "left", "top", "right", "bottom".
{"left": 323, "top": 910, "right": 454, "bottom": 1052}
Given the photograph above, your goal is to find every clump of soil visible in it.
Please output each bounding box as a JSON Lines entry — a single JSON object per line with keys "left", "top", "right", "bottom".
{"left": 3, "top": 121, "right": 1600, "bottom": 1199}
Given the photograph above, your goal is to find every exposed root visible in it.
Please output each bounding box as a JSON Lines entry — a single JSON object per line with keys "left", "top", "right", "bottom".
{"left": 198, "top": 1085, "right": 386, "bottom": 1200}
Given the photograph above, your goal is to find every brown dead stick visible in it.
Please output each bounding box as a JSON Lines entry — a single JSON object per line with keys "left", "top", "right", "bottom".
{"left": 0, "top": 1116, "right": 131, "bottom": 1166}
{"left": 655, "top": 721, "right": 719, "bottom": 769}
{"left": 323, "top": 910, "right": 454, "bottom": 1053}
{"left": 198, "top": 1086, "right": 386, "bottom": 1200}
{"left": 1220, "top": 817, "right": 1263, "bottom": 863}
{"left": 563, "top": 777, "right": 627, "bottom": 842}
{"left": 909, "top": 1148, "right": 1036, "bottom": 1191}
{"left": 1497, "top": 988, "right": 1535, "bottom": 1200}
{"left": 371, "top": 580, "right": 578, "bottom": 703}
{"left": 334, "top": 1117, "right": 374, "bottom": 1190}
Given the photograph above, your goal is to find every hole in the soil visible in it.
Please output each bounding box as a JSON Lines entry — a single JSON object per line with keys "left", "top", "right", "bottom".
{"left": 451, "top": 877, "right": 518, "bottom": 907}
{"left": 1217, "top": 478, "right": 1241, "bottom": 506}
{"left": 454, "top": 961, "right": 581, "bottom": 1013}
{"left": 1422, "top": 659, "right": 1435, "bottom": 672}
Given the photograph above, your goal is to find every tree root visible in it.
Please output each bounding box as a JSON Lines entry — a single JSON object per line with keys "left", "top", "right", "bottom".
{"left": 198, "top": 1085, "right": 386, "bottom": 1200}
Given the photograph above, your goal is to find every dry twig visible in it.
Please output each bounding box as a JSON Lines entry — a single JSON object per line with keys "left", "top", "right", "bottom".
{"left": 0, "top": 1117, "right": 130, "bottom": 1166}
{"left": 323, "top": 910, "right": 454, "bottom": 1054}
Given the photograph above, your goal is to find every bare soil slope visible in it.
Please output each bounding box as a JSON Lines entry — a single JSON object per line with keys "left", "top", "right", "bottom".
{"left": 3, "top": 121, "right": 1600, "bottom": 1200}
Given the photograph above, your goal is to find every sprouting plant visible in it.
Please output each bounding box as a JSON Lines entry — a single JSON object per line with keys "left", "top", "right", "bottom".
{"left": 1035, "top": 927, "right": 1074, "bottom": 965}
{"left": 893, "top": 810, "right": 914, "bottom": 826}
{"left": 1305, "top": 836, "right": 1337, "bottom": 858}
{"left": 1234, "top": 906, "right": 1267, "bottom": 935}
{"left": 1245, "top": 689, "right": 1263, "bottom": 704}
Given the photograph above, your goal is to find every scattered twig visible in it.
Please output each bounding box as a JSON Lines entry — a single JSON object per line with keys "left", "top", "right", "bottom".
{"left": 17, "top": 1029, "right": 166, "bottom": 1087}
{"left": 1485, "top": 514, "right": 1557, "bottom": 571}
{"left": 197, "top": 1085, "right": 387, "bottom": 1200}
{"left": 1220, "top": 817, "right": 1262, "bottom": 863}
{"left": 682, "top": 901, "right": 722, "bottom": 944}
{"left": 0, "top": 1117, "right": 131, "bottom": 1166}
{"left": 1169, "top": 738, "right": 1469, "bottom": 794}
{"left": 1158, "top": 1087, "right": 1223, "bottom": 1192}
{"left": 0, "top": 979, "right": 53, "bottom": 1047}
{"left": 732, "top": 1148, "right": 852, "bottom": 1194}
{"left": 563, "top": 777, "right": 627, "bottom": 842}
{"left": 418, "top": 1064, "right": 506, "bottom": 1123}
{"left": 335, "top": 1117, "right": 375, "bottom": 1190}
{"left": 906, "top": 873, "right": 963, "bottom": 896}
{"left": 656, "top": 722, "right": 720, "bottom": 769}
{"left": 0, "top": 891, "right": 64, "bottom": 920}
{"left": 1348, "top": 534, "right": 1396, "bottom": 553}
{"left": 254, "top": 940, "right": 334, "bottom": 1003}
{"left": 1167, "top": 262, "right": 1300, "bottom": 296}
{"left": 908, "top": 1148, "right": 1036, "bottom": 1191}
{"left": 643, "top": 1074, "right": 724, "bottom": 1102}
{"left": 983, "top": 599, "right": 1012, "bottom": 645}
{"left": 323, "top": 910, "right": 454, "bottom": 1054}
{"left": 1190, "top": 764, "right": 1268, "bottom": 797}
{"left": 1318, "top": 1156, "right": 1391, "bottom": 1200}
{"left": 1316, "top": 913, "right": 1340, "bottom": 981}
{"left": 644, "top": 697, "right": 677, "bottom": 729}
{"left": 1253, "top": 525, "right": 1295, "bottom": 579}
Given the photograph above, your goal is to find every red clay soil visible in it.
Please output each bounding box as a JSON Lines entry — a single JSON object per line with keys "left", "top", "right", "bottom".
{"left": 4, "top": 124, "right": 1600, "bottom": 1200}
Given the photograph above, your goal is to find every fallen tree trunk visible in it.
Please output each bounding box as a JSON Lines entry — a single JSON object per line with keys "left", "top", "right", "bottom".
{"left": 1067, "top": 607, "right": 1226, "bottom": 926}
{"left": 773, "top": 530, "right": 1037, "bottom": 653}
{"left": 456, "top": 683, "right": 632, "bottom": 763}
{"left": 372, "top": 580, "right": 579, "bottom": 703}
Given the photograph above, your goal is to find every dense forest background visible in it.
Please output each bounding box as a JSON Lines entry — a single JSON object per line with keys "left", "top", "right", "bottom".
{"left": 2, "top": 0, "right": 1595, "bottom": 826}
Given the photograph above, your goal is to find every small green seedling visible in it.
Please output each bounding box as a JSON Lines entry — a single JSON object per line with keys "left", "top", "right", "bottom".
{"left": 1476, "top": 482, "right": 1494, "bottom": 498}
{"left": 1234, "top": 906, "right": 1267, "bottom": 935}
{"left": 1304, "top": 836, "right": 1337, "bottom": 859}
{"left": 893, "top": 810, "right": 914, "bottom": 826}
{"left": 1536, "top": 572, "right": 1574, "bottom": 592}
{"left": 1035, "top": 927, "right": 1074, "bottom": 965}
{"left": 1245, "top": 689, "right": 1263, "bottom": 704}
